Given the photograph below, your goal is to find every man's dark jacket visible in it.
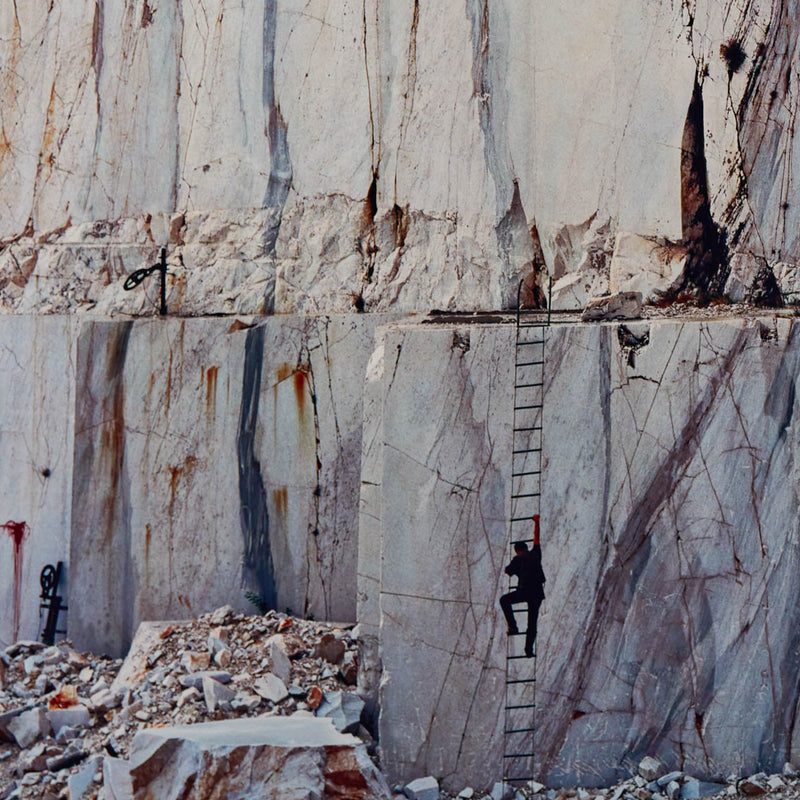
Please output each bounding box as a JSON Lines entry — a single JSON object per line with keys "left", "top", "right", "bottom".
{"left": 505, "top": 545, "right": 545, "bottom": 599}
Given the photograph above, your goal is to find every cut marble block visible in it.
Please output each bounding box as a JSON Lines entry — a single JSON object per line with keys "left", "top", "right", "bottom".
{"left": 0, "top": 317, "right": 77, "bottom": 647}
{"left": 364, "top": 316, "right": 800, "bottom": 789}
{"left": 69, "top": 314, "right": 395, "bottom": 657}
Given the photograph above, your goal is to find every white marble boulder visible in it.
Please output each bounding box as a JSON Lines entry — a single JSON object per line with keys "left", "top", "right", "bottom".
{"left": 107, "top": 716, "right": 391, "bottom": 800}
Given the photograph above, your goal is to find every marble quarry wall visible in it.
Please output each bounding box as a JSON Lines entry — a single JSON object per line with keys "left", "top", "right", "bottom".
{"left": 0, "top": 313, "right": 393, "bottom": 657}
{"left": 2, "top": 1, "right": 800, "bottom": 315}
{"left": 3, "top": 312, "right": 800, "bottom": 792}
{"left": 362, "top": 316, "right": 800, "bottom": 790}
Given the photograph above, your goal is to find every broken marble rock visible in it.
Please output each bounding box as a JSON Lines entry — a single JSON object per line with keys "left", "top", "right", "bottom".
{"left": 339, "top": 650, "right": 358, "bottom": 686}
{"left": 404, "top": 775, "right": 440, "bottom": 800}
{"left": 7, "top": 708, "right": 50, "bottom": 748}
{"left": 45, "top": 705, "right": 90, "bottom": 739}
{"left": 315, "top": 633, "right": 346, "bottom": 666}
{"left": 201, "top": 676, "right": 236, "bottom": 713}
{"left": 264, "top": 635, "right": 292, "bottom": 684}
{"left": 638, "top": 757, "right": 662, "bottom": 782}
{"left": 112, "top": 716, "right": 392, "bottom": 800}
{"left": 581, "top": 291, "right": 643, "bottom": 321}
{"left": 316, "top": 691, "right": 365, "bottom": 734}
{"left": 253, "top": 674, "right": 289, "bottom": 704}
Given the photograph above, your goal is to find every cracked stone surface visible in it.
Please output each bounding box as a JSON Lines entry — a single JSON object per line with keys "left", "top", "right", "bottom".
{"left": 0, "top": 2, "right": 798, "bottom": 312}
{"left": 67, "top": 314, "right": 395, "bottom": 657}
{"left": 363, "top": 316, "right": 800, "bottom": 789}
{"left": 0, "top": 316, "right": 77, "bottom": 650}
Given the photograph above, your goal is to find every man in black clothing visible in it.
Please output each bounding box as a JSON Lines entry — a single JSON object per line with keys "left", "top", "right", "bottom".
{"left": 500, "top": 514, "right": 545, "bottom": 658}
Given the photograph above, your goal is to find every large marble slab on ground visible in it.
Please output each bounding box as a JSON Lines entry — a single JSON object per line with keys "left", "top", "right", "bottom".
{"left": 69, "top": 314, "right": 391, "bottom": 657}
{"left": 0, "top": 2, "right": 797, "bottom": 313}
{"left": 0, "top": 317, "right": 77, "bottom": 647}
{"left": 367, "top": 316, "right": 800, "bottom": 790}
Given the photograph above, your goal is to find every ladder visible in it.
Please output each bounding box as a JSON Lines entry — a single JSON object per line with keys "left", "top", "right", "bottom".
{"left": 503, "top": 281, "right": 550, "bottom": 790}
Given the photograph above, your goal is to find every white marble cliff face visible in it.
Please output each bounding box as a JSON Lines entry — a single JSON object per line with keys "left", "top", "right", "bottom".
{"left": 0, "top": 317, "right": 76, "bottom": 649}
{"left": 68, "top": 314, "right": 390, "bottom": 657}
{"left": 363, "top": 316, "right": 800, "bottom": 790}
{"left": 0, "top": 1, "right": 797, "bottom": 313}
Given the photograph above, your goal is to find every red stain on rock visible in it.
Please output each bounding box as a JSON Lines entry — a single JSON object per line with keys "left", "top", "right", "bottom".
{"left": 294, "top": 369, "right": 307, "bottom": 416}
{"left": 2, "top": 520, "right": 30, "bottom": 642}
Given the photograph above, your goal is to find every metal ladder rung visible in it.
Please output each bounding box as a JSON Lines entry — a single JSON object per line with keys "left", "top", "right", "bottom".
{"left": 505, "top": 727, "right": 536, "bottom": 734}
{"left": 514, "top": 404, "right": 542, "bottom": 410}
{"left": 516, "top": 361, "right": 544, "bottom": 367}
{"left": 513, "top": 447, "right": 541, "bottom": 454}
{"left": 515, "top": 382, "right": 544, "bottom": 389}
{"left": 516, "top": 340, "right": 545, "bottom": 346}
{"left": 504, "top": 775, "right": 537, "bottom": 781}
{"left": 505, "top": 703, "right": 536, "bottom": 710}
{"left": 507, "top": 654, "right": 535, "bottom": 660}
{"left": 512, "top": 470, "right": 540, "bottom": 477}
{"left": 503, "top": 752, "right": 536, "bottom": 758}
{"left": 506, "top": 677, "right": 536, "bottom": 685}
{"left": 511, "top": 492, "right": 541, "bottom": 499}
{"left": 511, "top": 515, "right": 539, "bottom": 522}
{"left": 514, "top": 425, "right": 542, "bottom": 432}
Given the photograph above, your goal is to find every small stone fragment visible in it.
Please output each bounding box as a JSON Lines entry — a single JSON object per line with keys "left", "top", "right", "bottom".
{"left": 339, "top": 650, "right": 358, "bottom": 685}
{"left": 315, "top": 632, "right": 346, "bottom": 665}
{"left": 8, "top": 707, "right": 50, "bottom": 748}
{"left": 264, "top": 636, "right": 292, "bottom": 683}
{"left": 253, "top": 674, "right": 289, "bottom": 704}
{"left": 738, "top": 775, "right": 767, "bottom": 796}
{"left": 315, "top": 691, "right": 364, "bottom": 734}
{"left": 202, "top": 676, "right": 236, "bottom": 713}
{"left": 181, "top": 651, "right": 211, "bottom": 671}
{"left": 46, "top": 705, "right": 90, "bottom": 738}
{"left": 209, "top": 605, "right": 235, "bottom": 625}
{"left": 67, "top": 755, "right": 103, "bottom": 799}
{"left": 666, "top": 781, "right": 681, "bottom": 800}
{"left": 405, "top": 776, "right": 440, "bottom": 800}
{"left": 306, "top": 685, "right": 323, "bottom": 710}
{"left": 179, "top": 670, "right": 232, "bottom": 690}
{"left": 581, "top": 291, "right": 643, "bottom": 321}
{"left": 639, "top": 757, "right": 661, "bottom": 782}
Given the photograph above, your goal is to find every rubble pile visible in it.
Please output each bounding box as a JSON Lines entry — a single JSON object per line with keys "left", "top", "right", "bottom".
{"left": 3, "top": 612, "right": 800, "bottom": 800}
{"left": 0, "top": 607, "right": 366, "bottom": 799}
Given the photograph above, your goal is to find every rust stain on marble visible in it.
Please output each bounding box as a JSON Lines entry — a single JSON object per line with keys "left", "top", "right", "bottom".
{"left": 168, "top": 455, "right": 198, "bottom": 516}
{"left": 2, "top": 520, "right": 30, "bottom": 642}
{"left": 206, "top": 365, "right": 219, "bottom": 423}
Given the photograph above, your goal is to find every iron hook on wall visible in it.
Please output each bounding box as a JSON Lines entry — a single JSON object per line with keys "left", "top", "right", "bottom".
{"left": 123, "top": 247, "right": 168, "bottom": 315}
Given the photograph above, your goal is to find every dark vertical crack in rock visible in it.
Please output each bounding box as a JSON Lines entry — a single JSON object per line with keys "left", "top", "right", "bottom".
{"left": 674, "top": 73, "right": 730, "bottom": 302}
{"left": 263, "top": 0, "right": 292, "bottom": 251}
{"left": 299, "top": 327, "right": 326, "bottom": 619}
{"left": 238, "top": 325, "right": 276, "bottom": 611}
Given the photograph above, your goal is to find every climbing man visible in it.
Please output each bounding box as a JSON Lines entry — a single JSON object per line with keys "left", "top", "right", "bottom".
{"left": 500, "top": 513, "right": 545, "bottom": 658}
